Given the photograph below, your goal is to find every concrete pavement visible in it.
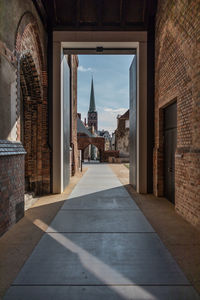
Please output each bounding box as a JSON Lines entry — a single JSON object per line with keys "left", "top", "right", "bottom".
{"left": 4, "top": 164, "right": 200, "bottom": 299}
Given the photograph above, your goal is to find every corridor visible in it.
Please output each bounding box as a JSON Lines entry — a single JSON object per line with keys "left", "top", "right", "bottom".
{"left": 4, "top": 164, "right": 199, "bottom": 299}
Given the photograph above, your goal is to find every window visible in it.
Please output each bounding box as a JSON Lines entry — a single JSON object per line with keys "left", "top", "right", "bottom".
{"left": 125, "top": 120, "right": 129, "bottom": 129}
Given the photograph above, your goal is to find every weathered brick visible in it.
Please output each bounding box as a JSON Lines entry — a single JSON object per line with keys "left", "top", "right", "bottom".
{"left": 154, "top": 0, "right": 200, "bottom": 227}
{"left": 0, "top": 155, "right": 25, "bottom": 236}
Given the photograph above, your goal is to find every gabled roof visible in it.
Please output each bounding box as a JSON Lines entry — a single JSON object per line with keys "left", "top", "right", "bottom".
{"left": 118, "top": 109, "right": 129, "bottom": 120}
{"left": 77, "top": 118, "right": 93, "bottom": 137}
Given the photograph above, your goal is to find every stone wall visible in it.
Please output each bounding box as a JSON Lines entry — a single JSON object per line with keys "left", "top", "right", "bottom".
{"left": 154, "top": 0, "right": 200, "bottom": 227}
{"left": 115, "top": 110, "right": 129, "bottom": 157}
{"left": 115, "top": 130, "right": 129, "bottom": 157}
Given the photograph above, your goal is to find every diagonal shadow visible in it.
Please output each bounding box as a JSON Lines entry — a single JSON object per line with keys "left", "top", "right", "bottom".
{"left": 3, "top": 169, "right": 200, "bottom": 300}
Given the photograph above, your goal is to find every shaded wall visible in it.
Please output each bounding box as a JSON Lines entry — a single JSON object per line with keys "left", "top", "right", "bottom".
{"left": 0, "top": 142, "right": 26, "bottom": 236}
{"left": 0, "top": 0, "right": 50, "bottom": 235}
{"left": 69, "top": 55, "right": 79, "bottom": 175}
{"left": 154, "top": 0, "right": 200, "bottom": 227}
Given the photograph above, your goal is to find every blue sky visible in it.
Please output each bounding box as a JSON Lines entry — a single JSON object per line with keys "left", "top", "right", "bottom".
{"left": 77, "top": 55, "right": 134, "bottom": 133}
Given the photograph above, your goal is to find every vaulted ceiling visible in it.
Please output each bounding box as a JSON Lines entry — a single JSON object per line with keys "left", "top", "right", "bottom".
{"left": 34, "top": 0, "right": 157, "bottom": 31}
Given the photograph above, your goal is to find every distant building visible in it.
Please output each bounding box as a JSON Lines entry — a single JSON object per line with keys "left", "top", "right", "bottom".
{"left": 77, "top": 114, "right": 96, "bottom": 161}
{"left": 115, "top": 110, "right": 129, "bottom": 159}
{"left": 78, "top": 78, "right": 115, "bottom": 160}
{"left": 111, "top": 132, "right": 116, "bottom": 150}
{"left": 98, "top": 130, "right": 111, "bottom": 151}
{"left": 87, "top": 78, "right": 98, "bottom": 159}
{"left": 78, "top": 78, "right": 99, "bottom": 160}
{"left": 88, "top": 78, "right": 98, "bottom": 131}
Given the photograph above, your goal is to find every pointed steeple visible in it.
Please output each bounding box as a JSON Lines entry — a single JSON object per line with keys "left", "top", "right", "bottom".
{"left": 89, "top": 77, "right": 96, "bottom": 112}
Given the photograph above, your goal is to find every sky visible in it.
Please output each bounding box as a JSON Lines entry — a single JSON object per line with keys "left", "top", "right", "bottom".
{"left": 77, "top": 55, "right": 134, "bottom": 133}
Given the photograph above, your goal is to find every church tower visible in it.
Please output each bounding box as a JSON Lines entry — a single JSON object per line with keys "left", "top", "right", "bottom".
{"left": 88, "top": 78, "right": 98, "bottom": 131}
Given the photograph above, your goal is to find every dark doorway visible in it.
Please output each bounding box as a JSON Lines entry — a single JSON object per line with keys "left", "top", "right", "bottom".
{"left": 164, "top": 102, "right": 177, "bottom": 204}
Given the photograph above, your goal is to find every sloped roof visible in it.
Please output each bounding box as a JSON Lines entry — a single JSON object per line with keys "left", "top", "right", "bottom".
{"left": 118, "top": 109, "right": 129, "bottom": 120}
{"left": 77, "top": 118, "right": 93, "bottom": 137}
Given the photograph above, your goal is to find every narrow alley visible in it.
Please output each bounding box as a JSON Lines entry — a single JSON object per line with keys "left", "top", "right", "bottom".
{"left": 1, "top": 0, "right": 200, "bottom": 299}
{"left": 4, "top": 164, "right": 199, "bottom": 299}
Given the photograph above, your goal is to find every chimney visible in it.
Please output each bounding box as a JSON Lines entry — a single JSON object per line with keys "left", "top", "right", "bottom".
{"left": 84, "top": 118, "right": 87, "bottom": 125}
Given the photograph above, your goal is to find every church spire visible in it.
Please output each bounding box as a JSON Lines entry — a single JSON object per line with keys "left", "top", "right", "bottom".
{"left": 89, "top": 77, "right": 96, "bottom": 112}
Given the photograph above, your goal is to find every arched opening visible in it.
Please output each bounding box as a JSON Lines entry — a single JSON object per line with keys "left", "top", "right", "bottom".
{"left": 20, "top": 53, "right": 42, "bottom": 195}
{"left": 77, "top": 135, "right": 105, "bottom": 164}
{"left": 14, "top": 13, "right": 50, "bottom": 197}
{"left": 83, "top": 144, "right": 101, "bottom": 162}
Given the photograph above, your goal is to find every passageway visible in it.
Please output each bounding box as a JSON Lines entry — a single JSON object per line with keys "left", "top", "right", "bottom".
{"left": 4, "top": 165, "right": 199, "bottom": 299}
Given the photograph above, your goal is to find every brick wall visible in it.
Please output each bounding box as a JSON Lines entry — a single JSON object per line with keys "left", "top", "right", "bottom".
{"left": 0, "top": 1, "right": 50, "bottom": 235}
{"left": 69, "top": 55, "right": 79, "bottom": 176}
{"left": 102, "top": 150, "right": 119, "bottom": 162}
{"left": 0, "top": 141, "right": 26, "bottom": 236}
{"left": 154, "top": 0, "right": 200, "bottom": 227}
{"left": 78, "top": 136, "right": 105, "bottom": 153}
{"left": 15, "top": 12, "right": 50, "bottom": 195}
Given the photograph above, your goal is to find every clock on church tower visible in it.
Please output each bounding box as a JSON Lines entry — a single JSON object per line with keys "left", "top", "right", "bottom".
{"left": 88, "top": 78, "right": 98, "bottom": 131}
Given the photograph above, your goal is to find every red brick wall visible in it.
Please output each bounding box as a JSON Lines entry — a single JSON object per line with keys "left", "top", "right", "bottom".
{"left": 78, "top": 136, "right": 105, "bottom": 152}
{"left": 0, "top": 155, "right": 25, "bottom": 236}
{"left": 15, "top": 13, "right": 50, "bottom": 195}
{"left": 0, "top": 3, "right": 50, "bottom": 236}
{"left": 154, "top": 0, "right": 200, "bottom": 227}
{"left": 70, "top": 55, "right": 79, "bottom": 176}
{"left": 102, "top": 150, "right": 119, "bottom": 162}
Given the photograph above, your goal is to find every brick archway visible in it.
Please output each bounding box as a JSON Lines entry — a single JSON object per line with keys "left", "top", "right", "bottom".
{"left": 77, "top": 135, "right": 105, "bottom": 162}
{"left": 15, "top": 13, "right": 50, "bottom": 195}
{"left": 78, "top": 137, "right": 105, "bottom": 152}
{"left": 20, "top": 53, "right": 42, "bottom": 194}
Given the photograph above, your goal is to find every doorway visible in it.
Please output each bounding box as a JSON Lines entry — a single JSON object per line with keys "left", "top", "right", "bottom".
{"left": 164, "top": 102, "right": 177, "bottom": 204}
{"left": 52, "top": 35, "right": 149, "bottom": 194}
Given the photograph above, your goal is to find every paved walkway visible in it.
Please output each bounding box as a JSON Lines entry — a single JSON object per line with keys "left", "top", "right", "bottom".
{"left": 4, "top": 164, "right": 200, "bottom": 299}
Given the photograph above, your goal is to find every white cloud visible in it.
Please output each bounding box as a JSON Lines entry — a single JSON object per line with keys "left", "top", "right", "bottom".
{"left": 78, "top": 65, "right": 94, "bottom": 72}
{"left": 97, "top": 107, "right": 128, "bottom": 133}
{"left": 104, "top": 107, "right": 127, "bottom": 114}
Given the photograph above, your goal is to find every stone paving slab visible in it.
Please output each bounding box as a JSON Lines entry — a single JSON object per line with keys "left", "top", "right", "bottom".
{"left": 14, "top": 233, "right": 188, "bottom": 285}
{"left": 61, "top": 195, "right": 138, "bottom": 209}
{"left": 77, "top": 181, "right": 122, "bottom": 189}
{"left": 4, "top": 164, "right": 199, "bottom": 299}
{"left": 4, "top": 285, "right": 200, "bottom": 300}
{"left": 47, "top": 210, "right": 154, "bottom": 232}
{"left": 68, "top": 186, "right": 131, "bottom": 198}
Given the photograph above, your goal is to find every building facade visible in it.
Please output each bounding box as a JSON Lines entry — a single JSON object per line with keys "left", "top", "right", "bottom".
{"left": 98, "top": 130, "right": 111, "bottom": 151}
{"left": 153, "top": 0, "right": 200, "bottom": 226}
{"left": 115, "top": 110, "right": 129, "bottom": 158}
